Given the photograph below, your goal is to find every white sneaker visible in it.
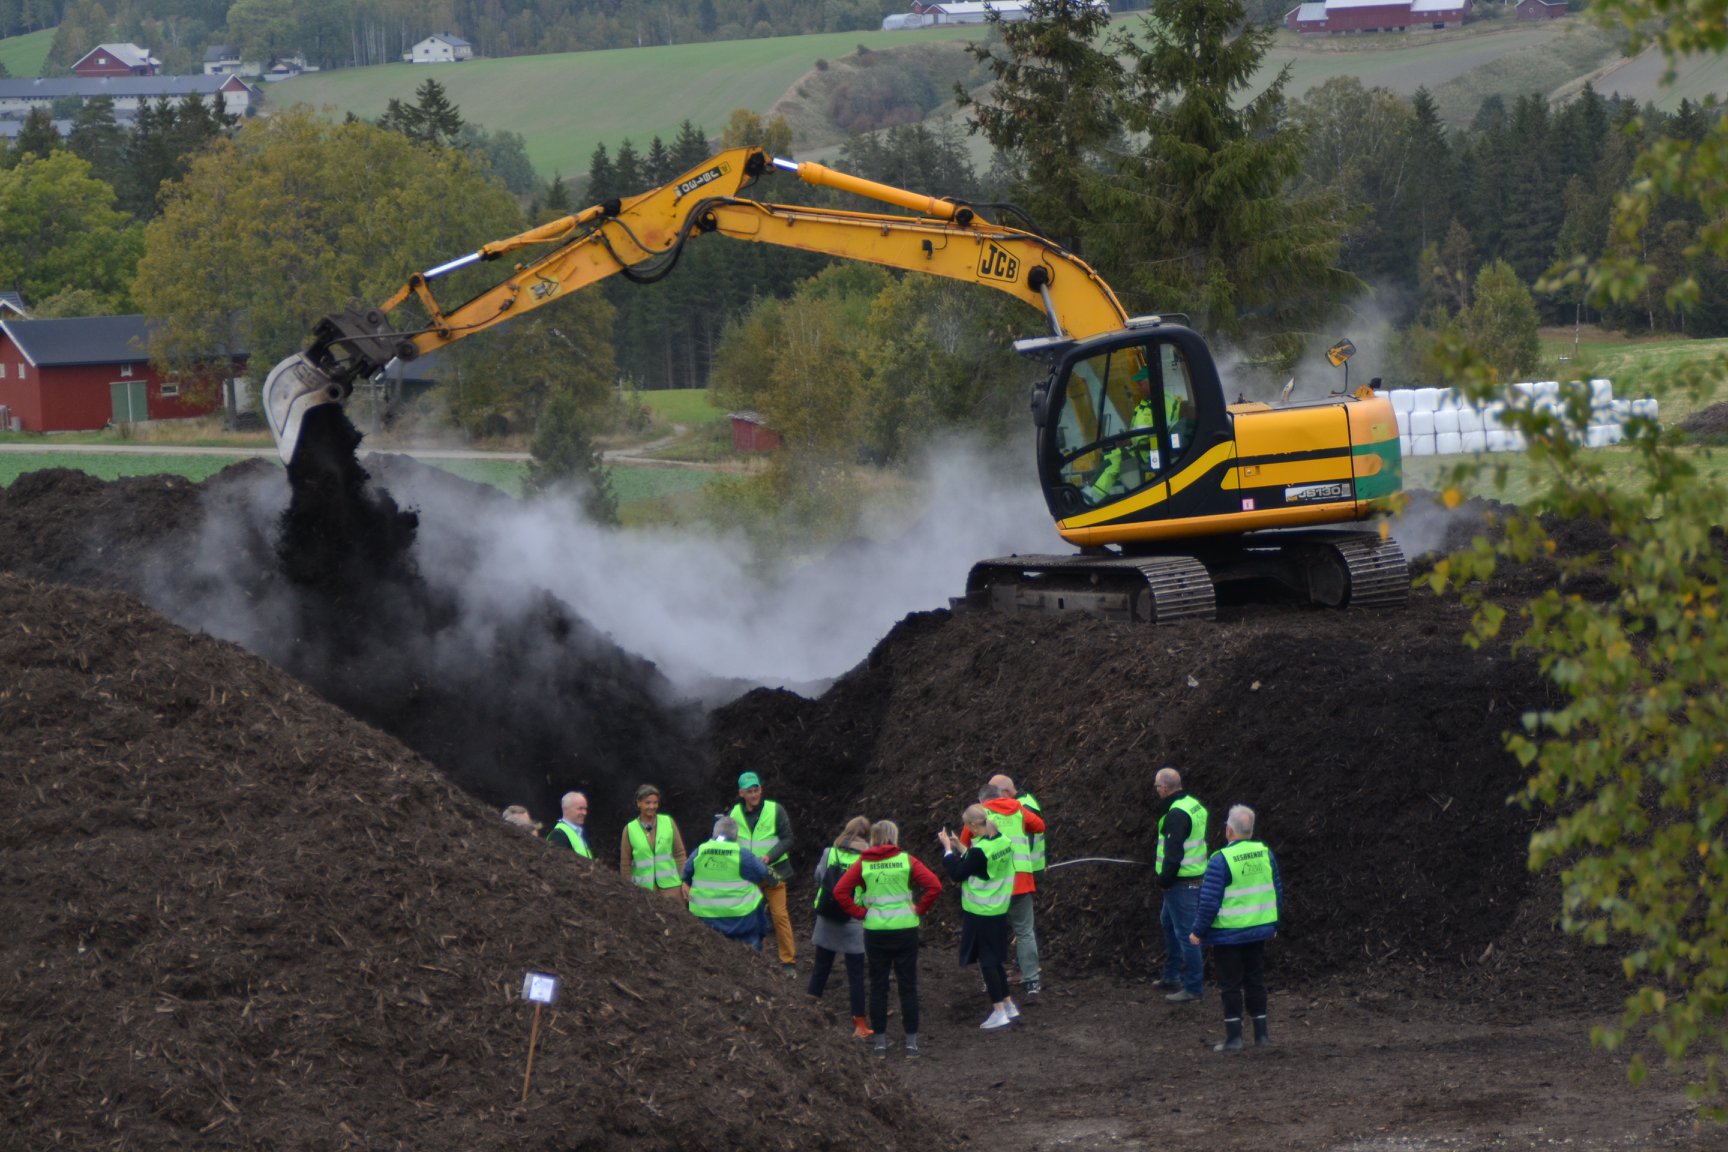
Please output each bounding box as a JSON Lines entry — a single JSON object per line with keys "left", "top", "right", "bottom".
{"left": 1005, "top": 999, "right": 1021, "bottom": 1020}
{"left": 980, "top": 1007, "right": 1012, "bottom": 1030}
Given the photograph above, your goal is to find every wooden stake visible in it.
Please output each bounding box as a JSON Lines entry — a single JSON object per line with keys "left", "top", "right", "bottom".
{"left": 521, "top": 1002, "right": 544, "bottom": 1104}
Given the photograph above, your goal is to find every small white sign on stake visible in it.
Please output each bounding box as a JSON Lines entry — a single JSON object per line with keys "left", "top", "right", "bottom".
{"left": 519, "top": 970, "right": 559, "bottom": 1104}
{"left": 522, "top": 971, "right": 560, "bottom": 1006}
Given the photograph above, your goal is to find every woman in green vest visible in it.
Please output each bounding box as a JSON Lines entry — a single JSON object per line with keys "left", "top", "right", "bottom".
{"left": 808, "top": 815, "right": 872, "bottom": 1038}
{"left": 832, "top": 819, "right": 944, "bottom": 1058}
{"left": 618, "top": 783, "right": 687, "bottom": 898}
{"left": 939, "top": 804, "right": 1019, "bottom": 1031}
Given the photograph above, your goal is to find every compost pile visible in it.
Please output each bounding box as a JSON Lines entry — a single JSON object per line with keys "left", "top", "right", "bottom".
{"left": 708, "top": 502, "right": 1627, "bottom": 1007}
{"left": 0, "top": 416, "right": 710, "bottom": 849}
{"left": 0, "top": 572, "right": 944, "bottom": 1150}
{"left": 0, "top": 442, "right": 1651, "bottom": 1147}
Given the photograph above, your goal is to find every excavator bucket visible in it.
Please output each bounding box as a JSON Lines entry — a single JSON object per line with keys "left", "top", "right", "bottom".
{"left": 263, "top": 352, "right": 347, "bottom": 467}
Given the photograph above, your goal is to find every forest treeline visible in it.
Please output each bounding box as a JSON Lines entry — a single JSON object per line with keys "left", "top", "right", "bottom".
{"left": 1, "top": 0, "right": 1720, "bottom": 502}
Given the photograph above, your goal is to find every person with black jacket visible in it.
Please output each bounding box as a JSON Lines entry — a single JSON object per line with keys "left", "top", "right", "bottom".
{"left": 808, "top": 815, "right": 872, "bottom": 1038}
{"left": 1155, "top": 767, "right": 1210, "bottom": 1003}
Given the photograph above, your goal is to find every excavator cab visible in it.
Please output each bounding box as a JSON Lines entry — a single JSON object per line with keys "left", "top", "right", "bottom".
{"left": 1033, "top": 324, "right": 1222, "bottom": 522}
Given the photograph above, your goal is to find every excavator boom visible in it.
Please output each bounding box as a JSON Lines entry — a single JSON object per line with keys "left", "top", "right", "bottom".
{"left": 264, "top": 145, "right": 1407, "bottom": 621}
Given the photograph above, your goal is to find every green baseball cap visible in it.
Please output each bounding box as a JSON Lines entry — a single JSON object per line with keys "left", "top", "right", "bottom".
{"left": 738, "top": 771, "right": 761, "bottom": 788}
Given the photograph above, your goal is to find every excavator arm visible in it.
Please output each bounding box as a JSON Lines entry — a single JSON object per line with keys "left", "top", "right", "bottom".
{"left": 263, "top": 146, "right": 1129, "bottom": 464}
{"left": 264, "top": 143, "right": 1407, "bottom": 623}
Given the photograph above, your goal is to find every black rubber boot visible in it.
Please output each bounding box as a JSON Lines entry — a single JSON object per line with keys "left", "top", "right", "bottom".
{"left": 1252, "top": 1015, "right": 1271, "bottom": 1047}
{"left": 1214, "top": 1017, "right": 1244, "bottom": 1053}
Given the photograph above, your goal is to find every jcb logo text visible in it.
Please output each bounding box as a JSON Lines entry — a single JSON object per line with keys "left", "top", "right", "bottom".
{"left": 978, "top": 243, "right": 1019, "bottom": 283}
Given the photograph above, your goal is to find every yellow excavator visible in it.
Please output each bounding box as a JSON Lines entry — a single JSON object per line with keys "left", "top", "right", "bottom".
{"left": 263, "top": 146, "right": 1406, "bottom": 622}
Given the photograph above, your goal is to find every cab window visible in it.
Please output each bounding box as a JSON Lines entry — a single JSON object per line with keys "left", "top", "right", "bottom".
{"left": 1051, "top": 341, "right": 1191, "bottom": 505}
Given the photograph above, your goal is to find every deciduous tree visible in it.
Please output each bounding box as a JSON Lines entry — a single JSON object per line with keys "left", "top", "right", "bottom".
{"left": 0, "top": 151, "right": 140, "bottom": 310}
{"left": 1435, "top": 0, "right": 1728, "bottom": 1114}
{"left": 135, "top": 109, "right": 526, "bottom": 386}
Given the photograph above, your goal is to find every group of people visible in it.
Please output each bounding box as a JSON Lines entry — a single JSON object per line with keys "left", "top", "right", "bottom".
{"left": 505, "top": 762, "right": 1281, "bottom": 1057}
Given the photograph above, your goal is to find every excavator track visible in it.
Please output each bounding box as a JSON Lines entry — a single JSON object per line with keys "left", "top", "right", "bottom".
{"left": 962, "top": 529, "right": 1409, "bottom": 625}
{"left": 964, "top": 553, "right": 1216, "bottom": 624}
{"left": 1331, "top": 535, "right": 1411, "bottom": 609}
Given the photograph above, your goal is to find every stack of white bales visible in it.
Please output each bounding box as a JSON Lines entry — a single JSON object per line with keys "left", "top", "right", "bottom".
{"left": 1383, "top": 381, "right": 1660, "bottom": 457}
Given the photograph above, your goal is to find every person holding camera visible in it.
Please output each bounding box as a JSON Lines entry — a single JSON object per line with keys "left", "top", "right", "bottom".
{"left": 939, "top": 805, "right": 1018, "bottom": 1031}
{"left": 832, "top": 819, "right": 943, "bottom": 1058}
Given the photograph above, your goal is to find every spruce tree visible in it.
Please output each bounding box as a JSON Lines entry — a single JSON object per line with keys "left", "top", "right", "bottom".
{"left": 955, "top": 0, "right": 1120, "bottom": 252}
{"left": 1095, "top": 0, "right": 1361, "bottom": 358}
{"left": 525, "top": 389, "right": 619, "bottom": 525}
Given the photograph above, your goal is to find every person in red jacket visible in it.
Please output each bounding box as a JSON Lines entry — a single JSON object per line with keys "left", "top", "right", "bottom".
{"left": 961, "top": 776, "right": 1048, "bottom": 996}
{"left": 833, "top": 819, "right": 944, "bottom": 1058}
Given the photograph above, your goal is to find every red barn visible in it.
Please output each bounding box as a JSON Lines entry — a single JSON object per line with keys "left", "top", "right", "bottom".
{"left": 1287, "top": 0, "right": 1471, "bottom": 32}
{"left": 70, "top": 43, "right": 160, "bottom": 78}
{"left": 729, "top": 411, "right": 783, "bottom": 453}
{"left": 0, "top": 316, "right": 244, "bottom": 432}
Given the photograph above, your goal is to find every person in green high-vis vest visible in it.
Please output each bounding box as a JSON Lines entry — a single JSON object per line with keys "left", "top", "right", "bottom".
{"left": 1155, "top": 767, "right": 1210, "bottom": 1003}
{"left": 730, "top": 771, "right": 797, "bottom": 975}
{"left": 833, "top": 819, "right": 944, "bottom": 1059}
{"left": 618, "top": 783, "right": 687, "bottom": 899}
{"left": 940, "top": 804, "right": 1019, "bottom": 1031}
{"left": 546, "top": 791, "right": 593, "bottom": 858}
{"left": 1189, "top": 804, "right": 1284, "bottom": 1053}
{"left": 681, "top": 815, "right": 771, "bottom": 950}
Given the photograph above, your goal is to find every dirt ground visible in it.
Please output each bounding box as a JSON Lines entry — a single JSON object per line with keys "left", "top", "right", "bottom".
{"left": 0, "top": 445, "right": 1717, "bottom": 1149}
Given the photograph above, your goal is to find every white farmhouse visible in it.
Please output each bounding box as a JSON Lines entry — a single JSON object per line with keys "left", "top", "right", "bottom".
{"left": 408, "top": 34, "right": 474, "bottom": 64}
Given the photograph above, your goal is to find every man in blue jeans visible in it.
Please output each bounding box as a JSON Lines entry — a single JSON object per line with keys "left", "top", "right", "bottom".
{"left": 1154, "top": 767, "right": 1209, "bottom": 1003}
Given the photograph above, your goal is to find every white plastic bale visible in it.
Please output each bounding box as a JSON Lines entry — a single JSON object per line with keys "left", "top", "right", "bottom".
{"left": 1535, "top": 381, "right": 1560, "bottom": 400}
{"left": 1409, "top": 410, "right": 1436, "bottom": 436}
{"left": 1413, "top": 387, "right": 1441, "bottom": 413}
{"left": 1461, "top": 430, "right": 1487, "bottom": 453}
{"left": 1508, "top": 430, "right": 1527, "bottom": 451}
{"left": 1483, "top": 403, "right": 1504, "bottom": 431}
{"left": 1486, "top": 429, "right": 1513, "bottom": 452}
{"left": 1399, "top": 435, "right": 1413, "bottom": 457}
{"left": 1585, "top": 425, "right": 1613, "bottom": 448}
{"left": 1436, "top": 431, "right": 1464, "bottom": 455}
{"left": 1390, "top": 389, "right": 1415, "bottom": 414}
{"left": 1457, "top": 407, "right": 1483, "bottom": 433}
{"left": 1590, "top": 378, "right": 1614, "bottom": 407}
{"left": 1410, "top": 434, "right": 1437, "bottom": 456}
{"left": 1434, "top": 409, "right": 1461, "bottom": 435}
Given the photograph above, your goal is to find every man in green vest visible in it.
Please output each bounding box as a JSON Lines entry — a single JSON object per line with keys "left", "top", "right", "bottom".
{"left": 978, "top": 774, "right": 1047, "bottom": 997}
{"left": 1189, "top": 804, "right": 1284, "bottom": 1052}
{"left": 546, "top": 791, "right": 593, "bottom": 858}
{"left": 1086, "top": 363, "right": 1186, "bottom": 505}
{"left": 731, "top": 771, "right": 797, "bottom": 975}
{"left": 1155, "top": 767, "right": 1209, "bottom": 1003}
{"left": 682, "top": 815, "right": 771, "bottom": 950}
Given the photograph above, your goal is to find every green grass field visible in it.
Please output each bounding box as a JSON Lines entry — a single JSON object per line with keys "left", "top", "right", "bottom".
{"left": 0, "top": 450, "right": 721, "bottom": 517}
{"left": 270, "top": 26, "right": 990, "bottom": 178}
{"left": 0, "top": 27, "right": 53, "bottom": 78}
{"left": 0, "top": 452, "right": 258, "bottom": 487}
{"left": 638, "top": 388, "right": 724, "bottom": 426}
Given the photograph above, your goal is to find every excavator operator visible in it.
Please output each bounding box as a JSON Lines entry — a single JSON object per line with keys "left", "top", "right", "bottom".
{"left": 1086, "top": 362, "right": 1181, "bottom": 505}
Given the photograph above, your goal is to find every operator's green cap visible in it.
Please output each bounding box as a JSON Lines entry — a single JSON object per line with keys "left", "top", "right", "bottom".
{"left": 738, "top": 771, "right": 761, "bottom": 789}
{"left": 1132, "top": 365, "right": 1150, "bottom": 382}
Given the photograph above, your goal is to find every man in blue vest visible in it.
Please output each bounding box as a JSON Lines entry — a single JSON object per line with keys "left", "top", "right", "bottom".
{"left": 1155, "top": 767, "right": 1210, "bottom": 1003}
{"left": 682, "top": 815, "right": 772, "bottom": 950}
{"left": 545, "top": 791, "right": 593, "bottom": 858}
{"left": 1189, "top": 804, "right": 1283, "bottom": 1052}
{"left": 731, "top": 771, "right": 797, "bottom": 975}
